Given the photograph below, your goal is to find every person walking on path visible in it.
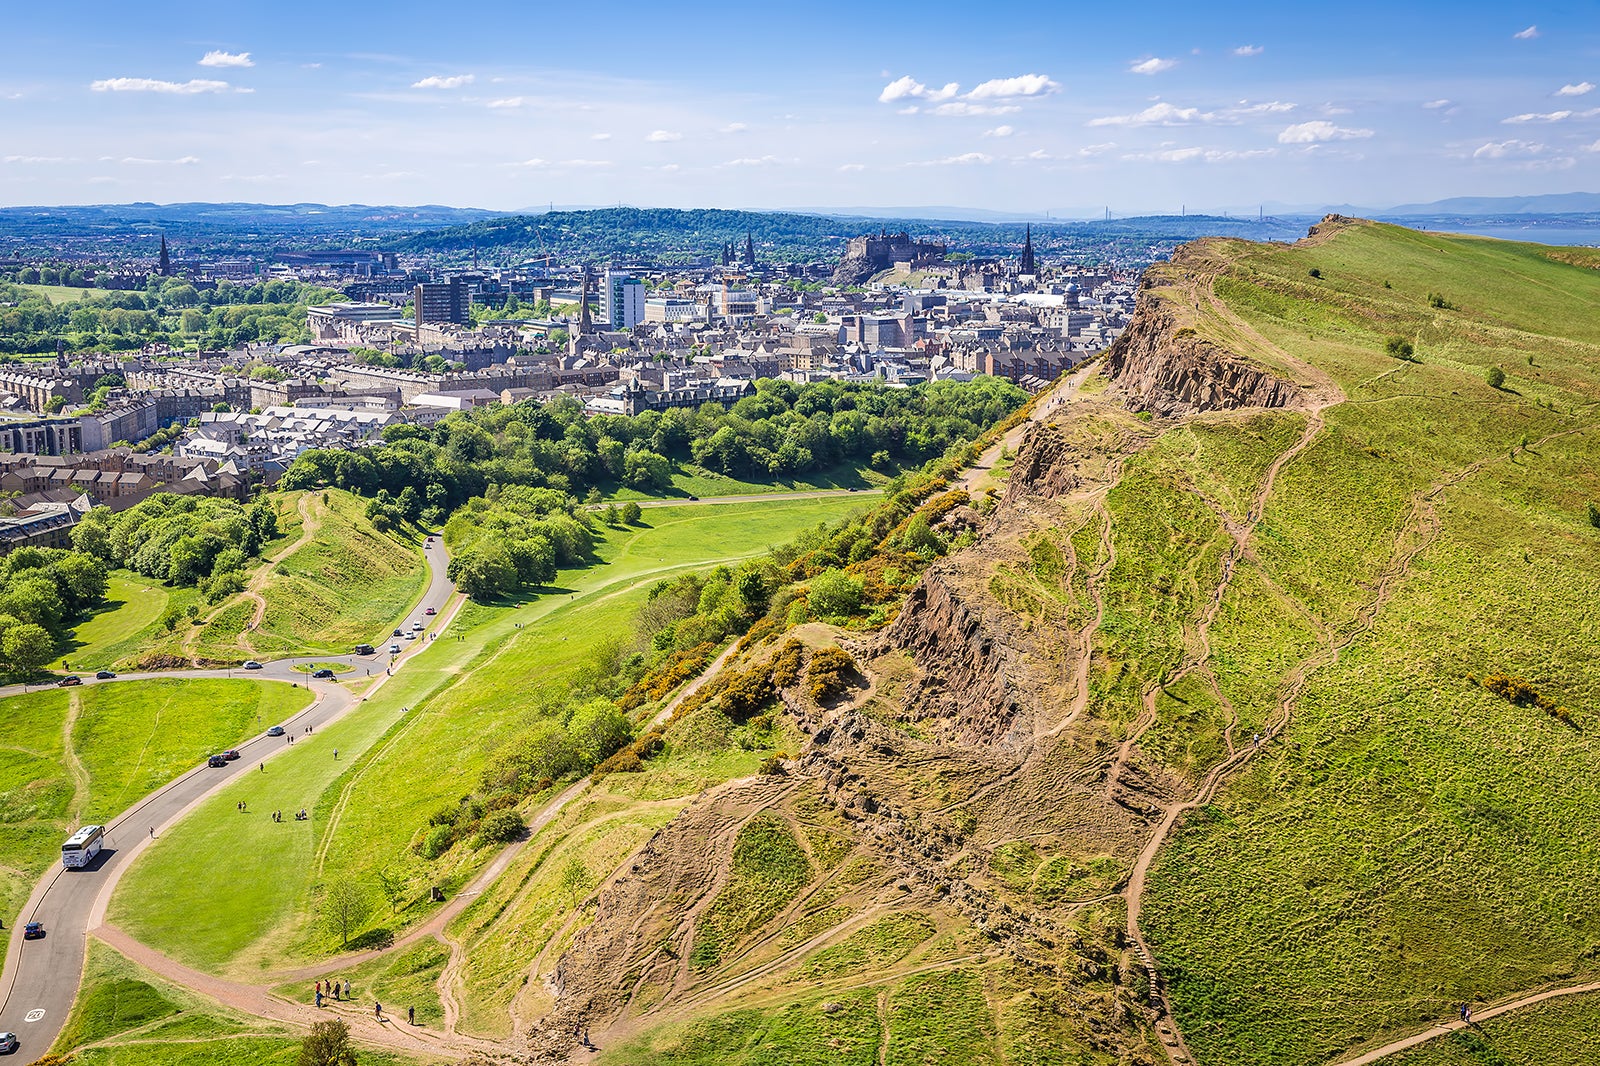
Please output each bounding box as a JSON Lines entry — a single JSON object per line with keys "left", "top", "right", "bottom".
{"left": 343, "top": 979, "right": 350, "bottom": 999}
{"left": 407, "top": 1006, "right": 414, "bottom": 1025}
{"left": 149, "top": 827, "right": 154, "bottom": 838}
{"left": 260, "top": 762, "right": 265, "bottom": 772}
{"left": 315, "top": 989, "right": 322, "bottom": 1008}
{"left": 334, "top": 749, "right": 339, "bottom": 760}
{"left": 374, "top": 1001, "right": 383, "bottom": 1021}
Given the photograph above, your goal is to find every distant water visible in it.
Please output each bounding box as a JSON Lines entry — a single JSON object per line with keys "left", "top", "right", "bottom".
{"left": 1384, "top": 217, "right": 1600, "bottom": 246}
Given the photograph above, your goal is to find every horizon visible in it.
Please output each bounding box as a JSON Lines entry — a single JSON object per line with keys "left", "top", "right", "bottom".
{"left": 3, "top": 0, "right": 1599, "bottom": 211}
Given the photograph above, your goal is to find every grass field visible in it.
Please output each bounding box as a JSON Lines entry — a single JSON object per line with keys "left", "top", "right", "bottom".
{"left": 1386, "top": 993, "right": 1600, "bottom": 1066}
{"left": 109, "top": 497, "right": 869, "bottom": 977}
{"left": 64, "top": 571, "right": 174, "bottom": 670}
{"left": 1119, "top": 221, "right": 1600, "bottom": 1065}
{"left": 53, "top": 939, "right": 433, "bottom": 1065}
{"left": 0, "top": 680, "right": 309, "bottom": 957}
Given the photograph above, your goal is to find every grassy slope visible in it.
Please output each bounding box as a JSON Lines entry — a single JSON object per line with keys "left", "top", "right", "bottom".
{"left": 1386, "top": 992, "right": 1600, "bottom": 1066}
{"left": 109, "top": 497, "right": 867, "bottom": 976}
{"left": 1129, "top": 222, "right": 1600, "bottom": 1065}
{"left": 0, "top": 680, "right": 309, "bottom": 958}
{"left": 64, "top": 571, "right": 172, "bottom": 670}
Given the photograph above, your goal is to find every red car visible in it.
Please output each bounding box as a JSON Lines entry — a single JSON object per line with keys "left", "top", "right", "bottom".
{"left": 57, "top": 675, "right": 82, "bottom": 687}
{"left": 425, "top": 607, "right": 436, "bottom": 616}
{"left": 223, "top": 749, "right": 241, "bottom": 761}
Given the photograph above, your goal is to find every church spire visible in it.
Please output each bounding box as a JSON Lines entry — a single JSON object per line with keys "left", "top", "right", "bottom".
{"left": 1020, "top": 224, "right": 1035, "bottom": 276}
{"left": 158, "top": 234, "right": 171, "bottom": 277}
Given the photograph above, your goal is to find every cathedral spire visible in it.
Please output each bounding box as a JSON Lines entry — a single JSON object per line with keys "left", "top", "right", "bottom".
{"left": 158, "top": 234, "right": 171, "bottom": 277}
{"left": 1020, "top": 224, "right": 1035, "bottom": 276}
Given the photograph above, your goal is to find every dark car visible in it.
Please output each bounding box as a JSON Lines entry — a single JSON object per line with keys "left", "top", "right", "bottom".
{"left": 242, "top": 660, "right": 263, "bottom": 670}
{"left": 95, "top": 670, "right": 116, "bottom": 679}
{"left": 207, "top": 754, "right": 228, "bottom": 768}
{"left": 57, "top": 675, "right": 81, "bottom": 687}
{"left": 22, "top": 922, "right": 43, "bottom": 941}
{"left": 392, "top": 628, "right": 404, "bottom": 637}
{"left": 687, "top": 495, "right": 699, "bottom": 501}
{"left": 0, "top": 1031, "right": 17, "bottom": 1053}
{"left": 223, "top": 749, "right": 241, "bottom": 761}
{"left": 266, "top": 725, "right": 285, "bottom": 737}
{"left": 311, "top": 668, "right": 336, "bottom": 679}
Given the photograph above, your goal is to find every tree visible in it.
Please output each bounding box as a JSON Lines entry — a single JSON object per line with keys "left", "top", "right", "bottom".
{"left": 568, "top": 699, "right": 631, "bottom": 768}
{"left": 807, "top": 569, "right": 863, "bottom": 619}
{"left": 1, "top": 622, "right": 53, "bottom": 677}
{"left": 1485, "top": 365, "right": 1506, "bottom": 389}
{"left": 371, "top": 866, "right": 408, "bottom": 915}
{"left": 621, "top": 501, "right": 642, "bottom": 525}
{"left": 559, "top": 856, "right": 589, "bottom": 908}
{"left": 299, "top": 1019, "right": 359, "bottom": 1066}
{"left": 320, "top": 881, "right": 373, "bottom": 948}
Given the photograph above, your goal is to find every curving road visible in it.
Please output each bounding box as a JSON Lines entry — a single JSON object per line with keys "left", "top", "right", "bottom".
{"left": 0, "top": 537, "right": 457, "bottom": 1060}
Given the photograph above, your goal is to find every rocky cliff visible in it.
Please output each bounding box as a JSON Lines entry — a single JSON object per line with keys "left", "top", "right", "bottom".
{"left": 1106, "top": 261, "right": 1302, "bottom": 416}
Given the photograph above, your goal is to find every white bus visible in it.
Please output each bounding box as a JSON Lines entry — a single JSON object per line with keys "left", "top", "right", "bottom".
{"left": 61, "top": 824, "right": 105, "bottom": 869}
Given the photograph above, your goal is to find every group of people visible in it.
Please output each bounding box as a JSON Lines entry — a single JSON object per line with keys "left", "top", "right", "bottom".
{"left": 311, "top": 981, "right": 416, "bottom": 1027}
{"left": 269, "top": 809, "right": 309, "bottom": 822}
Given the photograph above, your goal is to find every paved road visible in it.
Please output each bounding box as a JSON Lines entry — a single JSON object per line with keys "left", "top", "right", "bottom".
{"left": 588, "top": 487, "right": 883, "bottom": 511}
{"left": 0, "top": 538, "right": 457, "bottom": 1059}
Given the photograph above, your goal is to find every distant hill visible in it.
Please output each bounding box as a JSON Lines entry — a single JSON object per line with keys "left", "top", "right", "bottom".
{"left": 1383, "top": 192, "right": 1600, "bottom": 216}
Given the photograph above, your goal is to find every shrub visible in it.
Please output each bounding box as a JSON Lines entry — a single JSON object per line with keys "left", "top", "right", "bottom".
{"left": 420, "top": 824, "right": 454, "bottom": 859}
{"left": 1588, "top": 501, "right": 1600, "bottom": 530}
{"left": 1485, "top": 365, "right": 1506, "bottom": 389}
{"left": 759, "top": 755, "right": 787, "bottom": 776}
{"left": 721, "top": 665, "right": 775, "bottom": 721}
{"left": 1308, "top": 268, "right": 1322, "bottom": 279}
{"left": 771, "top": 639, "right": 805, "bottom": 688}
{"left": 474, "top": 810, "right": 526, "bottom": 847}
{"left": 671, "top": 704, "right": 735, "bottom": 753}
{"left": 807, "top": 646, "right": 857, "bottom": 703}
{"left": 808, "top": 569, "right": 863, "bottom": 619}
{"left": 592, "top": 747, "right": 643, "bottom": 779}
{"left": 1383, "top": 336, "right": 1415, "bottom": 360}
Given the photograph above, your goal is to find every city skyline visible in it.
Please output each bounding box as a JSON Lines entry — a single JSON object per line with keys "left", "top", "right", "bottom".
{"left": 2, "top": 0, "right": 1598, "bottom": 213}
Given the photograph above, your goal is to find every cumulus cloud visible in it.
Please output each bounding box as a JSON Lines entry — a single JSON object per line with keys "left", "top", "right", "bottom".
{"left": 198, "top": 50, "right": 253, "bottom": 68}
{"left": 1504, "top": 108, "right": 1599, "bottom": 123}
{"left": 1558, "top": 82, "right": 1596, "bottom": 96}
{"left": 1278, "top": 120, "right": 1374, "bottom": 143}
{"left": 1423, "top": 99, "right": 1453, "bottom": 109}
{"left": 967, "top": 73, "right": 1058, "bottom": 99}
{"left": 1124, "top": 146, "right": 1275, "bottom": 163}
{"left": 411, "top": 74, "right": 473, "bottom": 89}
{"left": 1513, "top": 25, "right": 1540, "bottom": 39}
{"left": 914, "top": 152, "right": 993, "bottom": 166}
{"left": 90, "top": 77, "right": 232, "bottom": 94}
{"left": 1090, "top": 102, "right": 1209, "bottom": 127}
{"left": 1129, "top": 57, "right": 1178, "bottom": 75}
{"left": 879, "top": 75, "right": 959, "bottom": 103}
{"left": 486, "top": 97, "right": 524, "bottom": 108}
{"left": 646, "top": 129, "right": 682, "bottom": 142}
{"left": 1233, "top": 45, "right": 1264, "bottom": 57}
{"left": 719, "top": 122, "right": 748, "bottom": 133}
{"left": 590, "top": 132, "right": 611, "bottom": 140}
{"left": 3, "top": 155, "right": 68, "bottom": 164}
{"left": 1473, "top": 139, "right": 1546, "bottom": 158}
{"left": 838, "top": 163, "right": 866, "bottom": 172}
{"left": 1077, "top": 143, "right": 1116, "bottom": 157}
{"left": 723, "top": 155, "right": 780, "bottom": 167}
{"left": 983, "top": 124, "right": 1015, "bottom": 137}
{"left": 120, "top": 155, "right": 200, "bottom": 165}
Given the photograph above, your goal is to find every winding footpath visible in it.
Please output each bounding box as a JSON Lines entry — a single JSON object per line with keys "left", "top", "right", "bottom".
{"left": 0, "top": 537, "right": 458, "bottom": 1061}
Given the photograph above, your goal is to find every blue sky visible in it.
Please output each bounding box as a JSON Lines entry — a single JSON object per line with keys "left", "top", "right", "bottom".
{"left": 1, "top": 0, "right": 1598, "bottom": 213}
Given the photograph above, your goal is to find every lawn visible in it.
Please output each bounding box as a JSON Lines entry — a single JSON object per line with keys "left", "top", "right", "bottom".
{"left": 108, "top": 497, "right": 868, "bottom": 978}
{"left": 64, "top": 571, "right": 173, "bottom": 670}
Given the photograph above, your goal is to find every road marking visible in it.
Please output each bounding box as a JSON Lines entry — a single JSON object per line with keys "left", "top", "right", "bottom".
{"left": 24, "top": 1009, "right": 44, "bottom": 1022}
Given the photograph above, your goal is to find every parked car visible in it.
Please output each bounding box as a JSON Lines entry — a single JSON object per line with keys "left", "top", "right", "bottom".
{"left": 424, "top": 607, "right": 437, "bottom": 616}
{"left": 311, "top": 668, "right": 335, "bottom": 679}
{"left": 242, "top": 661, "right": 262, "bottom": 670}
{"left": 207, "top": 754, "right": 228, "bottom": 767}
{"left": 266, "top": 725, "right": 285, "bottom": 737}
{"left": 57, "top": 675, "right": 81, "bottom": 687}
{"left": 95, "top": 670, "right": 116, "bottom": 679}
{"left": 353, "top": 643, "right": 375, "bottom": 656}
{"left": 389, "top": 644, "right": 401, "bottom": 654}
{"left": 22, "top": 922, "right": 43, "bottom": 940}
{"left": 223, "top": 749, "right": 241, "bottom": 761}
{"left": 0, "top": 1030, "right": 18, "bottom": 1053}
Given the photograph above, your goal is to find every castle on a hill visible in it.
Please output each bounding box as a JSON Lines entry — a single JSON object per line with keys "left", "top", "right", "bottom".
{"left": 832, "top": 230, "right": 947, "bottom": 285}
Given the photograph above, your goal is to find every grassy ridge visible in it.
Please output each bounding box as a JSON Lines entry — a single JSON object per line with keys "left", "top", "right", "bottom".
{"left": 109, "top": 498, "right": 866, "bottom": 976}
{"left": 1130, "top": 221, "right": 1600, "bottom": 1065}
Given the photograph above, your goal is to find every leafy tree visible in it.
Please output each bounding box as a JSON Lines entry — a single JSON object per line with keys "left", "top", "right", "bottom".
{"left": 320, "top": 881, "right": 373, "bottom": 948}
{"left": 568, "top": 699, "right": 632, "bottom": 768}
{"left": 1, "top": 622, "right": 54, "bottom": 677}
{"left": 1485, "top": 365, "right": 1506, "bottom": 389}
{"left": 807, "top": 569, "right": 863, "bottom": 618}
{"left": 371, "top": 866, "right": 408, "bottom": 914}
{"left": 298, "top": 1019, "right": 359, "bottom": 1066}
{"left": 621, "top": 501, "right": 643, "bottom": 524}
{"left": 559, "top": 856, "right": 589, "bottom": 908}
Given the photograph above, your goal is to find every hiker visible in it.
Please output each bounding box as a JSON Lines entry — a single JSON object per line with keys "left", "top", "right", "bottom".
{"left": 316, "top": 980, "right": 322, "bottom": 996}
{"left": 260, "top": 762, "right": 265, "bottom": 772}
{"left": 344, "top": 980, "right": 350, "bottom": 999}
{"left": 334, "top": 749, "right": 338, "bottom": 760}
{"left": 1464, "top": 1005, "right": 1472, "bottom": 1024}
{"left": 407, "top": 1006, "right": 414, "bottom": 1025}
{"left": 149, "top": 827, "right": 154, "bottom": 838}
{"left": 375, "top": 1001, "right": 383, "bottom": 1020}
{"left": 315, "top": 989, "right": 322, "bottom": 1008}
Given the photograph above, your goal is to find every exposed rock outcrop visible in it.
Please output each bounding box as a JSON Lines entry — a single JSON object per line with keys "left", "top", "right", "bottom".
{"left": 1106, "top": 268, "right": 1302, "bottom": 416}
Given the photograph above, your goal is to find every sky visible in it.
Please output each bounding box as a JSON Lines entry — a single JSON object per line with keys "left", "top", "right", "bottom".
{"left": 2, "top": 0, "right": 1599, "bottom": 215}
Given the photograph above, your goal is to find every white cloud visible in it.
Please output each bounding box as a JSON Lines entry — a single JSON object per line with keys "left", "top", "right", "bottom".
{"left": 913, "top": 152, "right": 993, "bottom": 166}
{"left": 590, "top": 132, "right": 612, "bottom": 140}
{"left": 1232, "top": 100, "right": 1297, "bottom": 116}
{"left": 1233, "top": 45, "right": 1263, "bottom": 57}
{"left": 121, "top": 155, "right": 200, "bottom": 165}
{"left": 563, "top": 159, "right": 612, "bottom": 168}
{"left": 719, "top": 122, "right": 747, "bottom": 133}
{"left": 932, "top": 101, "right": 1020, "bottom": 116}
{"left": 198, "top": 50, "right": 253, "bottom": 68}
{"left": 1557, "top": 82, "right": 1595, "bottom": 96}
{"left": 1513, "top": 25, "right": 1540, "bottom": 39}
{"left": 879, "top": 75, "right": 960, "bottom": 103}
{"left": 509, "top": 158, "right": 548, "bottom": 168}
{"left": 1504, "top": 108, "right": 1599, "bottom": 123}
{"left": 1129, "top": 57, "right": 1178, "bottom": 75}
{"left": 646, "top": 129, "right": 682, "bottom": 142}
{"left": 1089, "top": 102, "right": 1209, "bottom": 127}
{"left": 1124, "top": 146, "right": 1275, "bottom": 164}
{"left": 1473, "top": 139, "right": 1546, "bottom": 158}
{"left": 486, "top": 97, "right": 524, "bottom": 109}
{"left": 967, "top": 73, "right": 1058, "bottom": 99}
{"left": 3, "top": 155, "right": 68, "bottom": 164}
{"left": 411, "top": 74, "right": 474, "bottom": 89}
{"left": 1078, "top": 143, "right": 1116, "bottom": 157}
{"left": 983, "top": 124, "right": 1015, "bottom": 137}
{"left": 724, "top": 155, "right": 780, "bottom": 167}
{"left": 1278, "top": 120, "right": 1374, "bottom": 143}
{"left": 838, "top": 163, "right": 865, "bottom": 172}
{"left": 90, "top": 77, "right": 232, "bottom": 94}
{"left": 1423, "top": 99, "right": 1453, "bottom": 109}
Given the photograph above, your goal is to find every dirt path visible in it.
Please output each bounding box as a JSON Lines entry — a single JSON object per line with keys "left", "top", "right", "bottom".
{"left": 1328, "top": 981, "right": 1600, "bottom": 1066}
{"left": 63, "top": 692, "right": 89, "bottom": 824}
{"left": 958, "top": 361, "right": 1098, "bottom": 496}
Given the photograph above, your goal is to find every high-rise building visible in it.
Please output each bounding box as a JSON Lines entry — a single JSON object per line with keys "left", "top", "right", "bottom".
{"left": 604, "top": 270, "right": 645, "bottom": 330}
{"left": 414, "top": 278, "right": 470, "bottom": 327}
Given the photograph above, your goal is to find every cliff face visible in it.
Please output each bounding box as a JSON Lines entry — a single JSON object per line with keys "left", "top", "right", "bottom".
{"left": 1106, "top": 268, "right": 1302, "bottom": 416}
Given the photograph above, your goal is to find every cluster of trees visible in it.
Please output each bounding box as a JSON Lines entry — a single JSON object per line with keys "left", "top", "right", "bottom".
{"left": 279, "top": 378, "right": 1026, "bottom": 523}
{"left": 73, "top": 493, "right": 278, "bottom": 596}
{"left": 0, "top": 547, "right": 108, "bottom": 677}
{"left": 0, "top": 277, "right": 338, "bottom": 354}
{"left": 440, "top": 486, "right": 595, "bottom": 601}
